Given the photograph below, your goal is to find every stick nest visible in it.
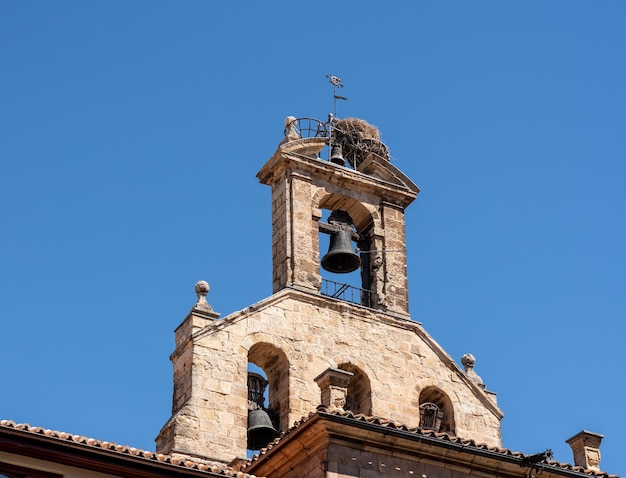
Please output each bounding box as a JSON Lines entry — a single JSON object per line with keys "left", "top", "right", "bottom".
{"left": 332, "top": 118, "right": 389, "bottom": 167}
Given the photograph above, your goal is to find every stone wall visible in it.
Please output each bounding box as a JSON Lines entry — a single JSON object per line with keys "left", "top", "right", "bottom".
{"left": 156, "top": 288, "right": 502, "bottom": 460}
{"left": 325, "top": 443, "right": 493, "bottom": 478}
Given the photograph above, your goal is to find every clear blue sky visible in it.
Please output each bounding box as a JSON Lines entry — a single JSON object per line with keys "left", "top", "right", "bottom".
{"left": 2, "top": 1, "right": 625, "bottom": 475}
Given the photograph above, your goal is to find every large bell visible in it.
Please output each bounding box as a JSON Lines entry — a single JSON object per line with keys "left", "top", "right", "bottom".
{"left": 247, "top": 408, "right": 279, "bottom": 450}
{"left": 321, "top": 230, "right": 361, "bottom": 273}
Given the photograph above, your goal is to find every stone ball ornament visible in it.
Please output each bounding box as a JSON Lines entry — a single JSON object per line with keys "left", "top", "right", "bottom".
{"left": 461, "top": 353, "right": 476, "bottom": 368}
{"left": 195, "top": 280, "right": 210, "bottom": 296}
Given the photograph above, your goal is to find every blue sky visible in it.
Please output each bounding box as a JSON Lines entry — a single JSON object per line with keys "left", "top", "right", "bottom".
{"left": 1, "top": 1, "right": 625, "bottom": 474}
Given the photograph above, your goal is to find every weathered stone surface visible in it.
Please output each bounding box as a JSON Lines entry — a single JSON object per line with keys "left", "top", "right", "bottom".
{"left": 156, "top": 130, "right": 501, "bottom": 461}
{"left": 567, "top": 430, "right": 604, "bottom": 471}
{"left": 157, "top": 288, "right": 502, "bottom": 459}
{"left": 258, "top": 137, "right": 419, "bottom": 317}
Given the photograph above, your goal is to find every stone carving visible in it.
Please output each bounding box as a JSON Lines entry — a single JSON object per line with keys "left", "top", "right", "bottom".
{"left": 372, "top": 254, "right": 387, "bottom": 308}
{"left": 587, "top": 449, "right": 600, "bottom": 468}
{"left": 314, "top": 368, "right": 354, "bottom": 413}
{"left": 283, "top": 116, "right": 300, "bottom": 143}
{"left": 461, "top": 353, "right": 485, "bottom": 390}
{"left": 330, "top": 385, "right": 347, "bottom": 410}
{"left": 192, "top": 280, "right": 213, "bottom": 312}
{"left": 566, "top": 430, "right": 604, "bottom": 471}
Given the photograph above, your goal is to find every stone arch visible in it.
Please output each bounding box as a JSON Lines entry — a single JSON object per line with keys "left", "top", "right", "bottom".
{"left": 337, "top": 362, "right": 372, "bottom": 416}
{"left": 248, "top": 342, "right": 290, "bottom": 432}
{"left": 418, "top": 386, "right": 455, "bottom": 434}
{"left": 313, "top": 189, "right": 382, "bottom": 307}
{"left": 312, "top": 188, "right": 379, "bottom": 232}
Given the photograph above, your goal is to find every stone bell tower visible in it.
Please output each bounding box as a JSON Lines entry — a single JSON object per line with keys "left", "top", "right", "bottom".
{"left": 259, "top": 116, "right": 418, "bottom": 317}
{"left": 156, "top": 115, "right": 502, "bottom": 462}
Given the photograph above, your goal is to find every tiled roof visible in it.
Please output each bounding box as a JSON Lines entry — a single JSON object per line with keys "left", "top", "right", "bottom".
{"left": 0, "top": 420, "right": 257, "bottom": 478}
{"left": 247, "top": 408, "right": 619, "bottom": 478}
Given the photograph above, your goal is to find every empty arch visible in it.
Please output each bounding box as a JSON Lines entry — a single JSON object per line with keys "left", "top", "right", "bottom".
{"left": 337, "top": 362, "right": 372, "bottom": 415}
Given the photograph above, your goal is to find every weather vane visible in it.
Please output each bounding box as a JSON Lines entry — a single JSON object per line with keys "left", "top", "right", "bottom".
{"left": 325, "top": 74, "right": 347, "bottom": 118}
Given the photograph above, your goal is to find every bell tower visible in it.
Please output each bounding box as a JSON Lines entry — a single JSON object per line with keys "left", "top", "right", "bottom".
{"left": 258, "top": 116, "right": 419, "bottom": 317}
{"left": 156, "top": 114, "right": 502, "bottom": 462}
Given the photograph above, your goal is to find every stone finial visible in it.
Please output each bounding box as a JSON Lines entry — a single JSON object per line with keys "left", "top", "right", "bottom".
{"left": 461, "top": 353, "right": 486, "bottom": 390}
{"left": 566, "top": 430, "right": 604, "bottom": 471}
{"left": 314, "top": 367, "right": 354, "bottom": 413}
{"left": 192, "top": 280, "right": 213, "bottom": 312}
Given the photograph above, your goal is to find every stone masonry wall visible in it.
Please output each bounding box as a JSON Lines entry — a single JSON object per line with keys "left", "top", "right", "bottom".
{"left": 158, "top": 289, "right": 502, "bottom": 460}
{"left": 271, "top": 171, "right": 321, "bottom": 293}
{"left": 378, "top": 201, "right": 409, "bottom": 313}
{"left": 271, "top": 173, "right": 289, "bottom": 293}
{"left": 326, "top": 442, "right": 494, "bottom": 478}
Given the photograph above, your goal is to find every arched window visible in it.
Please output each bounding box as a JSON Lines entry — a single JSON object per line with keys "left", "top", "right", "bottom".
{"left": 247, "top": 343, "right": 289, "bottom": 449}
{"left": 418, "top": 387, "right": 455, "bottom": 434}
{"left": 337, "top": 363, "right": 372, "bottom": 415}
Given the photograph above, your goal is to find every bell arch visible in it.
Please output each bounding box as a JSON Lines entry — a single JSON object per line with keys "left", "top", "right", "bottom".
{"left": 418, "top": 386, "right": 456, "bottom": 434}
{"left": 248, "top": 342, "right": 290, "bottom": 435}
{"left": 315, "top": 191, "right": 384, "bottom": 308}
{"left": 258, "top": 128, "right": 418, "bottom": 315}
{"left": 313, "top": 189, "right": 379, "bottom": 233}
{"left": 337, "top": 362, "right": 372, "bottom": 416}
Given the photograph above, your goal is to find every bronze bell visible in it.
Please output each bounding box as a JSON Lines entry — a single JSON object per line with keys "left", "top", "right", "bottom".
{"left": 321, "top": 229, "right": 361, "bottom": 274}
{"left": 247, "top": 408, "right": 278, "bottom": 450}
{"left": 247, "top": 372, "right": 278, "bottom": 450}
{"left": 329, "top": 145, "right": 345, "bottom": 166}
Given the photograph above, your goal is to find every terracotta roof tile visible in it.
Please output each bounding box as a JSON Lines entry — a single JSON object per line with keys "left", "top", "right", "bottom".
{"left": 246, "top": 409, "right": 618, "bottom": 478}
{"left": 0, "top": 420, "right": 257, "bottom": 478}
{"left": 4, "top": 416, "right": 615, "bottom": 478}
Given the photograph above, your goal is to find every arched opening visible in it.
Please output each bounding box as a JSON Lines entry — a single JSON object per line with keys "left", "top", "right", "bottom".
{"left": 248, "top": 343, "right": 289, "bottom": 442}
{"left": 337, "top": 363, "right": 372, "bottom": 415}
{"left": 317, "top": 194, "right": 377, "bottom": 308}
{"left": 418, "top": 387, "right": 455, "bottom": 434}
{"left": 246, "top": 366, "right": 277, "bottom": 451}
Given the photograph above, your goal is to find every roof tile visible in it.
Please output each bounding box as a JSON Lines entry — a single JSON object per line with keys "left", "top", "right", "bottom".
{"left": 246, "top": 409, "right": 618, "bottom": 478}
{"left": 0, "top": 420, "right": 257, "bottom": 478}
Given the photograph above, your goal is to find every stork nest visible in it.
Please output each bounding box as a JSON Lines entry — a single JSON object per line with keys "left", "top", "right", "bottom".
{"left": 332, "top": 118, "right": 390, "bottom": 168}
{"left": 334, "top": 118, "right": 381, "bottom": 141}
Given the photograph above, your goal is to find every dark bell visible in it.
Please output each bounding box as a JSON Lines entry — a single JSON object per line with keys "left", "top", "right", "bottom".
{"left": 247, "top": 408, "right": 279, "bottom": 450}
{"left": 321, "top": 230, "right": 361, "bottom": 274}
{"left": 329, "top": 145, "right": 345, "bottom": 166}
